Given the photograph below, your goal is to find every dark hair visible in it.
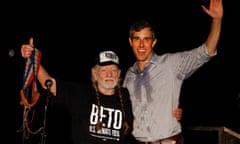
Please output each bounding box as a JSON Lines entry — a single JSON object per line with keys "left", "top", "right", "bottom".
{"left": 129, "top": 20, "right": 156, "bottom": 39}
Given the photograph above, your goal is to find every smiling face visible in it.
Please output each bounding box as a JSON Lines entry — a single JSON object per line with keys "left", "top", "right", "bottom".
{"left": 129, "top": 27, "right": 157, "bottom": 70}
{"left": 92, "top": 64, "right": 121, "bottom": 95}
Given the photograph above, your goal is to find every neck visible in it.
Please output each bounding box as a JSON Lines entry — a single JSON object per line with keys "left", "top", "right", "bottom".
{"left": 137, "top": 61, "right": 146, "bottom": 71}
{"left": 98, "top": 87, "right": 115, "bottom": 96}
{"left": 137, "top": 52, "right": 153, "bottom": 71}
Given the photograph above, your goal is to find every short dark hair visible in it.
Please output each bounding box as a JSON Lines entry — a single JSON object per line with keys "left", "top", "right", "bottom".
{"left": 129, "top": 20, "right": 156, "bottom": 39}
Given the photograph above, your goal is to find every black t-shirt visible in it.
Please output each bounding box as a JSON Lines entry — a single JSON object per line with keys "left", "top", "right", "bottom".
{"left": 48, "top": 79, "right": 134, "bottom": 144}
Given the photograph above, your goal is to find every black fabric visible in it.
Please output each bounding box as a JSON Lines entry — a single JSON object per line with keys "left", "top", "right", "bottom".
{"left": 47, "top": 79, "right": 134, "bottom": 144}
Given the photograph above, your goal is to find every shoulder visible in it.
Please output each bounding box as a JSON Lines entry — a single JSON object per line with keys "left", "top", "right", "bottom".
{"left": 120, "top": 87, "right": 129, "bottom": 93}
{"left": 119, "top": 87, "right": 131, "bottom": 99}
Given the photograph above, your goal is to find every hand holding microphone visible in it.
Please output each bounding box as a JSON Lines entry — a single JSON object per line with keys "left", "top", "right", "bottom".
{"left": 44, "top": 79, "right": 54, "bottom": 96}
{"left": 45, "top": 78, "right": 56, "bottom": 96}
{"left": 45, "top": 79, "right": 53, "bottom": 89}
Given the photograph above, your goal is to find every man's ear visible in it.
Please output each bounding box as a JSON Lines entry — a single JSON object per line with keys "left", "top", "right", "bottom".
{"left": 91, "top": 67, "right": 97, "bottom": 80}
{"left": 119, "top": 69, "right": 121, "bottom": 77}
{"left": 152, "top": 38, "right": 157, "bottom": 48}
{"left": 129, "top": 37, "right": 133, "bottom": 46}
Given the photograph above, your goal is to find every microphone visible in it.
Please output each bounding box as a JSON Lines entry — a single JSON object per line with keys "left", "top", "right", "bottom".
{"left": 45, "top": 79, "right": 53, "bottom": 96}
{"left": 45, "top": 79, "right": 52, "bottom": 89}
{"left": 42, "top": 79, "right": 53, "bottom": 144}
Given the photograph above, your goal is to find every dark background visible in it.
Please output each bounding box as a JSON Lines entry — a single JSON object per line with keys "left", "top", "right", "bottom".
{"left": 1, "top": 0, "right": 239, "bottom": 143}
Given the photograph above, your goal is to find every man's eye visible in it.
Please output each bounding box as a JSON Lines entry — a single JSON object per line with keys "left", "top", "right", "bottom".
{"left": 145, "top": 38, "right": 152, "bottom": 41}
{"left": 132, "top": 37, "right": 139, "bottom": 41}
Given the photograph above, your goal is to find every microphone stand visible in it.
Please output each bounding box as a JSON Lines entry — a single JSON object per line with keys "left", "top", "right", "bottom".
{"left": 41, "top": 80, "right": 52, "bottom": 144}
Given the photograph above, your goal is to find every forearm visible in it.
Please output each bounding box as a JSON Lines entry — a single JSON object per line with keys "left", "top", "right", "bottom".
{"left": 38, "top": 65, "right": 57, "bottom": 96}
{"left": 38, "top": 65, "right": 53, "bottom": 89}
{"left": 205, "top": 18, "right": 222, "bottom": 55}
